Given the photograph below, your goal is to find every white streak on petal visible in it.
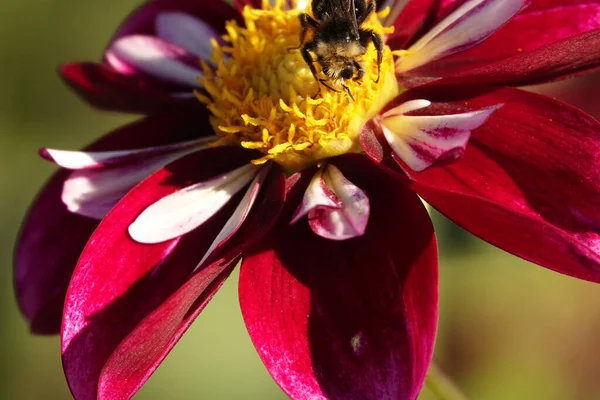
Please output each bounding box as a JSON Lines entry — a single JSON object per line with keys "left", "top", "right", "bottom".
{"left": 396, "top": 0, "right": 528, "bottom": 72}
{"left": 290, "top": 169, "right": 341, "bottom": 224}
{"left": 309, "top": 165, "right": 370, "bottom": 240}
{"left": 42, "top": 138, "right": 213, "bottom": 170}
{"left": 381, "top": 103, "right": 501, "bottom": 172}
{"left": 195, "top": 166, "right": 270, "bottom": 272}
{"left": 128, "top": 164, "right": 260, "bottom": 244}
{"left": 106, "top": 35, "right": 203, "bottom": 87}
{"left": 63, "top": 151, "right": 190, "bottom": 220}
{"left": 382, "top": 99, "right": 431, "bottom": 118}
{"left": 155, "top": 12, "right": 219, "bottom": 60}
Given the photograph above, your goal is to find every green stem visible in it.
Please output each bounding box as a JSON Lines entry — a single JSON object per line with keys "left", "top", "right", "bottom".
{"left": 425, "top": 361, "right": 469, "bottom": 400}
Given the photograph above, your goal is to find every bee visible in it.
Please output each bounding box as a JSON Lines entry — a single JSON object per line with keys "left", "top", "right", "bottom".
{"left": 295, "top": 0, "right": 383, "bottom": 99}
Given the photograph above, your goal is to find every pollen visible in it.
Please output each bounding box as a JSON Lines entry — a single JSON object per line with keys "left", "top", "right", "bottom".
{"left": 198, "top": 0, "right": 398, "bottom": 171}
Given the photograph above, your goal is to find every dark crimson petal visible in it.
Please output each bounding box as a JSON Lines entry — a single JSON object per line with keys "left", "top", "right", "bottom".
{"left": 61, "top": 147, "right": 285, "bottom": 400}
{"left": 240, "top": 155, "right": 438, "bottom": 400}
{"left": 109, "top": 0, "right": 240, "bottom": 46}
{"left": 59, "top": 63, "right": 198, "bottom": 114}
{"left": 372, "top": 85, "right": 600, "bottom": 282}
{"left": 234, "top": 0, "right": 262, "bottom": 11}
{"left": 403, "top": 3, "right": 600, "bottom": 86}
{"left": 14, "top": 110, "right": 208, "bottom": 334}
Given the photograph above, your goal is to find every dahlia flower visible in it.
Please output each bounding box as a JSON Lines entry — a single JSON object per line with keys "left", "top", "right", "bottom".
{"left": 14, "top": 0, "right": 600, "bottom": 399}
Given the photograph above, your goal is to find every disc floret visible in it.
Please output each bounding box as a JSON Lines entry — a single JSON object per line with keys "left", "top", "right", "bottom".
{"left": 198, "top": 0, "right": 398, "bottom": 171}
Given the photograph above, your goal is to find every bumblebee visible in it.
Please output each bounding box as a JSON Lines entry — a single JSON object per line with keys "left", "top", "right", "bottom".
{"left": 295, "top": 0, "right": 383, "bottom": 99}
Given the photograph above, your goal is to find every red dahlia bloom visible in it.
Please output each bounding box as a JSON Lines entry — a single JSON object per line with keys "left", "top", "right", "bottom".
{"left": 14, "top": 0, "right": 600, "bottom": 399}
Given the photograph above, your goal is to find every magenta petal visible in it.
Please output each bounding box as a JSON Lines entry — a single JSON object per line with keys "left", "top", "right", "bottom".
{"left": 240, "top": 155, "right": 438, "bottom": 400}
{"left": 61, "top": 147, "right": 285, "bottom": 400}
{"left": 390, "top": 86, "right": 600, "bottom": 282}
{"left": 59, "top": 62, "right": 196, "bottom": 113}
{"left": 15, "top": 110, "right": 207, "bottom": 334}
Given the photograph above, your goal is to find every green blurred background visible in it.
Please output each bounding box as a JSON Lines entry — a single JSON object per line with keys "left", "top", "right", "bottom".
{"left": 2, "top": 1, "right": 600, "bottom": 399}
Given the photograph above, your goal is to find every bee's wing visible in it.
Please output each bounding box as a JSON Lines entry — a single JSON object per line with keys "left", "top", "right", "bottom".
{"left": 328, "top": 0, "right": 360, "bottom": 39}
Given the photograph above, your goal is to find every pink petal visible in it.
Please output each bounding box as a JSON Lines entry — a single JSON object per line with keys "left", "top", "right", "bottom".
{"left": 59, "top": 62, "right": 196, "bottom": 113}
{"left": 106, "top": 35, "right": 203, "bottom": 88}
{"left": 240, "top": 155, "right": 438, "bottom": 400}
{"left": 40, "top": 138, "right": 211, "bottom": 169}
{"left": 14, "top": 110, "right": 206, "bottom": 334}
{"left": 293, "top": 165, "right": 370, "bottom": 240}
{"left": 380, "top": 99, "right": 500, "bottom": 172}
{"left": 369, "top": 84, "right": 600, "bottom": 283}
{"left": 62, "top": 147, "right": 285, "bottom": 400}
{"left": 129, "top": 163, "right": 260, "bottom": 244}
{"left": 155, "top": 12, "right": 220, "bottom": 59}
{"left": 396, "top": 0, "right": 529, "bottom": 73}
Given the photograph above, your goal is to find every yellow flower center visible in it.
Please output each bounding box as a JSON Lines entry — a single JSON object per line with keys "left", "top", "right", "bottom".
{"left": 197, "top": 0, "right": 399, "bottom": 172}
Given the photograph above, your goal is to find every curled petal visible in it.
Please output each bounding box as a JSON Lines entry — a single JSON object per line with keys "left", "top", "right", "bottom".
{"left": 129, "top": 163, "right": 260, "bottom": 243}
{"left": 292, "top": 165, "right": 370, "bottom": 240}
{"left": 396, "top": 0, "right": 529, "bottom": 73}
{"left": 155, "top": 12, "right": 220, "bottom": 59}
{"left": 379, "top": 99, "right": 500, "bottom": 172}
{"left": 62, "top": 147, "right": 285, "bottom": 400}
{"left": 106, "top": 35, "right": 203, "bottom": 88}
{"left": 290, "top": 168, "right": 341, "bottom": 224}
{"left": 240, "top": 155, "right": 438, "bottom": 400}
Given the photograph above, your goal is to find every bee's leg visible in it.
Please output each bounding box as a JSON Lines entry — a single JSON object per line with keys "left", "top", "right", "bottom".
{"left": 352, "top": 60, "right": 364, "bottom": 82}
{"left": 300, "top": 41, "right": 324, "bottom": 97}
{"left": 342, "top": 84, "right": 355, "bottom": 101}
{"left": 359, "top": 29, "right": 383, "bottom": 83}
{"left": 289, "top": 14, "right": 319, "bottom": 52}
{"left": 356, "top": 0, "right": 375, "bottom": 25}
{"left": 319, "top": 79, "right": 341, "bottom": 93}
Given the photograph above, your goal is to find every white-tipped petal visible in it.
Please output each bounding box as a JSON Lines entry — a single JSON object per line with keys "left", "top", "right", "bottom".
{"left": 128, "top": 164, "right": 260, "bottom": 244}
{"left": 62, "top": 152, "right": 186, "bottom": 219}
{"left": 42, "top": 138, "right": 211, "bottom": 170}
{"left": 381, "top": 101, "right": 501, "bottom": 172}
{"left": 106, "top": 35, "right": 203, "bottom": 87}
{"left": 396, "top": 0, "right": 529, "bottom": 72}
{"left": 155, "top": 12, "right": 219, "bottom": 60}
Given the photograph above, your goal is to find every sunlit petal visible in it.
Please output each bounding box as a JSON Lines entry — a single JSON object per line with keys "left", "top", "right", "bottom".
{"left": 128, "top": 164, "right": 260, "bottom": 243}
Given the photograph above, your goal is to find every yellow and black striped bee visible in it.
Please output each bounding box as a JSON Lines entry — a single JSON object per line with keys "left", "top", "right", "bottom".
{"left": 296, "top": 0, "right": 383, "bottom": 98}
